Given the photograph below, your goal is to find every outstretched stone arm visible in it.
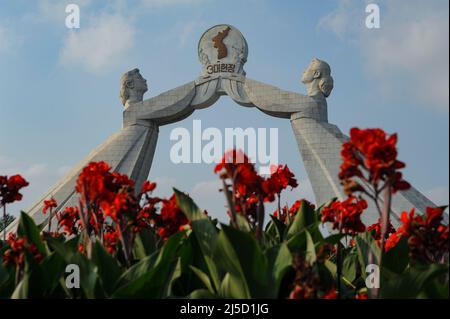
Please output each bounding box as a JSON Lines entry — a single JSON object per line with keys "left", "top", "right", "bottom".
{"left": 244, "top": 78, "right": 327, "bottom": 121}
{"left": 123, "top": 81, "right": 197, "bottom": 127}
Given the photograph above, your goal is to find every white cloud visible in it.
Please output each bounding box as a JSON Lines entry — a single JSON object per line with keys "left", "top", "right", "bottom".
{"left": 34, "top": 0, "right": 92, "bottom": 24}
{"left": 0, "top": 26, "right": 10, "bottom": 53}
{"left": 178, "top": 21, "right": 205, "bottom": 48}
{"left": 317, "top": 0, "right": 363, "bottom": 40}
{"left": 0, "top": 24, "right": 19, "bottom": 54}
{"left": 319, "top": 0, "right": 449, "bottom": 112}
{"left": 59, "top": 13, "right": 136, "bottom": 73}
{"left": 140, "top": 0, "right": 208, "bottom": 8}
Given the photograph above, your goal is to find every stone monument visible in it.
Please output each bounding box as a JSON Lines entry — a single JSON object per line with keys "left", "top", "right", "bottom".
{"left": 2, "top": 24, "right": 442, "bottom": 235}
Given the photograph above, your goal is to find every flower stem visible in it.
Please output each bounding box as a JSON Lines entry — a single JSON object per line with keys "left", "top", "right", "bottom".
{"left": 277, "top": 193, "right": 281, "bottom": 218}
{"left": 222, "top": 179, "right": 237, "bottom": 226}
{"left": 375, "top": 183, "right": 392, "bottom": 298}
{"left": 47, "top": 209, "right": 53, "bottom": 233}
{"left": 379, "top": 185, "right": 392, "bottom": 262}
{"left": 256, "top": 194, "right": 264, "bottom": 242}
{"left": 336, "top": 222, "right": 344, "bottom": 299}
{"left": 2, "top": 204, "right": 6, "bottom": 241}
{"left": 118, "top": 223, "right": 131, "bottom": 267}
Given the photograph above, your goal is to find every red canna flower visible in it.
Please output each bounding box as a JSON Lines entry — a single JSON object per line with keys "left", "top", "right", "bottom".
{"left": 103, "top": 227, "right": 120, "bottom": 254}
{"left": 133, "top": 200, "right": 160, "bottom": 233}
{"left": 262, "top": 165, "right": 298, "bottom": 201}
{"left": 321, "top": 196, "right": 367, "bottom": 235}
{"left": 56, "top": 206, "right": 80, "bottom": 235}
{"left": 2, "top": 233, "right": 42, "bottom": 267}
{"left": 141, "top": 181, "right": 157, "bottom": 194}
{"left": 215, "top": 150, "right": 263, "bottom": 195}
{"left": 155, "top": 194, "right": 189, "bottom": 240}
{"left": 425, "top": 207, "right": 446, "bottom": 227}
{"left": 385, "top": 231, "right": 402, "bottom": 252}
{"left": 0, "top": 174, "right": 29, "bottom": 205}
{"left": 75, "top": 161, "right": 112, "bottom": 204}
{"left": 392, "top": 207, "right": 449, "bottom": 262}
{"left": 355, "top": 292, "right": 369, "bottom": 299}
{"left": 322, "top": 289, "right": 338, "bottom": 299}
{"left": 274, "top": 199, "right": 315, "bottom": 224}
{"left": 43, "top": 197, "right": 57, "bottom": 214}
{"left": 367, "top": 219, "right": 395, "bottom": 241}
{"left": 215, "top": 149, "right": 301, "bottom": 231}
{"left": 339, "top": 128, "right": 410, "bottom": 193}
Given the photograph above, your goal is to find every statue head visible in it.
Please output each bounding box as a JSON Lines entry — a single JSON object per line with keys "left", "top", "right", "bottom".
{"left": 120, "top": 68, "right": 148, "bottom": 106}
{"left": 301, "top": 58, "right": 334, "bottom": 98}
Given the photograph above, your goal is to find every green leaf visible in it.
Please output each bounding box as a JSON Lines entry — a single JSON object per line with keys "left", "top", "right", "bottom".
{"left": 213, "top": 224, "right": 270, "bottom": 298}
{"left": 11, "top": 250, "right": 45, "bottom": 298}
{"left": 305, "top": 230, "right": 317, "bottom": 264}
{"left": 37, "top": 252, "right": 66, "bottom": 296}
{"left": 17, "top": 212, "right": 46, "bottom": 255}
{"left": 342, "top": 252, "right": 358, "bottom": 282}
{"left": 91, "top": 241, "right": 122, "bottom": 296}
{"left": 219, "top": 272, "right": 249, "bottom": 299}
{"left": 324, "top": 260, "right": 337, "bottom": 278}
{"left": 10, "top": 249, "right": 60, "bottom": 298}
{"left": 174, "top": 188, "right": 220, "bottom": 290}
{"left": 383, "top": 236, "right": 409, "bottom": 274}
{"left": 174, "top": 189, "right": 218, "bottom": 257}
{"left": 317, "top": 262, "right": 338, "bottom": 291}
{"left": 0, "top": 264, "right": 15, "bottom": 298}
{"left": 116, "top": 252, "right": 157, "bottom": 286}
{"left": 112, "top": 231, "right": 184, "bottom": 298}
{"left": 323, "top": 233, "right": 346, "bottom": 245}
{"left": 174, "top": 188, "right": 209, "bottom": 222}
{"left": 287, "top": 230, "right": 307, "bottom": 252}
{"left": 11, "top": 274, "right": 30, "bottom": 299}
{"left": 381, "top": 264, "right": 449, "bottom": 298}
{"left": 421, "top": 277, "right": 450, "bottom": 299}
{"left": 132, "top": 228, "right": 156, "bottom": 260}
{"left": 286, "top": 201, "right": 317, "bottom": 239}
{"left": 213, "top": 228, "right": 251, "bottom": 298}
{"left": 69, "top": 252, "right": 100, "bottom": 299}
{"left": 44, "top": 235, "right": 77, "bottom": 264}
{"left": 189, "top": 265, "right": 214, "bottom": 293}
{"left": 266, "top": 215, "right": 287, "bottom": 242}
{"left": 0, "top": 261, "right": 9, "bottom": 287}
{"left": 189, "top": 288, "right": 216, "bottom": 299}
{"left": 235, "top": 214, "right": 251, "bottom": 232}
{"left": 164, "top": 257, "right": 183, "bottom": 297}
{"left": 270, "top": 243, "right": 292, "bottom": 296}
{"left": 355, "top": 231, "right": 380, "bottom": 280}
{"left": 204, "top": 255, "right": 220, "bottom": 292}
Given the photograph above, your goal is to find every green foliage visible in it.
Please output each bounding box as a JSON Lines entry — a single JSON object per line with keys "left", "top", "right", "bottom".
{"left": 0, "top": 192, "right": 448, "bottom": 299}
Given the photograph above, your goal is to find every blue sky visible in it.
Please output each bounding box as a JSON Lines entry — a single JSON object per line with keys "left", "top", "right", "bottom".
{"left": 0, "top": 0, "right": 448, "bottom": 222}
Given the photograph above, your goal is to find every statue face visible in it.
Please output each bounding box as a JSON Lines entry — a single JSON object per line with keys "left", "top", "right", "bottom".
{"left": 132, "top": 71, "right": 148, "bottom": 94}
{"left": 301, "top": 62, "right": 317, "bottom": 84}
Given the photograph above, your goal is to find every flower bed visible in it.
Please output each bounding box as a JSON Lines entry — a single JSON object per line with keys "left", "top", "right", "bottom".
{"left": 0, "top": 128, "right": 448, "bottom": 299}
